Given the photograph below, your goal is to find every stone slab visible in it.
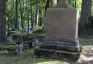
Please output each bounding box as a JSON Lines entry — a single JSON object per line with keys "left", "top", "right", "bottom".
{"left": 56, "top": 0, "right": 69, "bottom": 8}
{"left": 45, "top": 8, "right": 79, "bottom": 40}
{"left": 34, "top": 48, "right": 80, "bottom": 61}
{"left": 40, "top": 43, "right": 82, "bottom": 52}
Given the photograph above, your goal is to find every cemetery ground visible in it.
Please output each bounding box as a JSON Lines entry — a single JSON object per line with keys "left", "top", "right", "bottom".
{"left": 0, "top": 35, "right": 93, "bottom": 64}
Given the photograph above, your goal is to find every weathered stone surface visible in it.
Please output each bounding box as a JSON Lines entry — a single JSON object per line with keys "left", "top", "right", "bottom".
{"left": 40, "top": 43, "right": 82, "bottom": 52}
{"left": 34, "top": 0, "right": 81, "bottom": 60}
{"left": 34, "top": 48, "right": 80, "bottom": 61}
{"left": 44, "top": 38, "right": 79, "bottom": 46}
{"left": 45, "top": 8, "right": 79, "bottom": 40}
{"left": 56, "top": 0, "right": 69, "bottom": 8}
{"left": 16, "top": 43, "right": 23, "bottom": 55}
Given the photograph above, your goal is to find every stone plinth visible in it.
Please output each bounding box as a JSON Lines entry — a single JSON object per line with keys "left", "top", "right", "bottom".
{"left": 34, "top": 48, "right": 80, "bottom": 61}
{"left": 45, "top": 8, "right": 79, "bottom": 40}
{"left": 34, "top": 39, "right": 82, "bottom": 61}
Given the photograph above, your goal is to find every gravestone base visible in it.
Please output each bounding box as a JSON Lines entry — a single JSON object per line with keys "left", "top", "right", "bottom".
{"left": 34, "top": 39, "right": 82, "bottom": 61}
{"left": 34, "top": 48, "right": 80, "bottom": 61}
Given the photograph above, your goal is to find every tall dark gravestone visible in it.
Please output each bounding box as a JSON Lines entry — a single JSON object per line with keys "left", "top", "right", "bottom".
{"left": 34, "top": 0, "right": 82, "bottom": 61}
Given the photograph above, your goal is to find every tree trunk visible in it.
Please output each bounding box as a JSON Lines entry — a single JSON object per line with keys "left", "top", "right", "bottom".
{"left": 57, "top": 0, "right": 59, "bottom": 4}
{"left": 30, "top": 1, "right": 33, "bottom": 28}
{"left": 15, "top": 0, "right": 19, "bottom": 29}
{"left": 44, "top": 0, "right": 50, "bottom": 31}
{"left": 35, "top": 4, "right": 39, "bottom": 27}
{"left": 31, "top": 7, "right": 33, "bottom": 28}
{"left": 0, "top": 0, "right": 6, "bottom": 42}
{"left": 45, "top": 0, "right": 50, "bottom": 13}
{"left": 8, "top": 18, "right": 10, "bottom": 31}
{"left": 22, "top": 0, "right": 25, "bottom": 29}
{"left": 19, "top": 0, "right": 23, "bottom": 29}
{"left": 11, "top": 18, "right": 13, "bottom": 29}
{"left": 39, "top": 10, "right": 42, "bottom": 26}
{"left": 35, "top": 10, "right": 39, "bottom": 27}
{"left": 51, "top": 0, "right": 53, "bottom": 7}
{"left": 80, "top": 0, "right": 92, "bottom": 27}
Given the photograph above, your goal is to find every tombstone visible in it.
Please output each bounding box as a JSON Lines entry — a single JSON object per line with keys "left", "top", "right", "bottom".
{"left": 32, "top": 39, "right": 38, "bottom": 47}
{"left": 16, "top": 43, "right": 23, "bottom": 55}
{"left": 26, "top": 25, "right": 30, "bottom": 32}
{"left": 24, "top": 44, "right": 30, "bottom": 49}
{"left": 7, "top": 31, "right": 16, "bottom": 41}
{"left": 6, "top": 34, "right": 12, "bottom": 41}
{"left": 34, "top": 0, "right": 82, "bottom": 61}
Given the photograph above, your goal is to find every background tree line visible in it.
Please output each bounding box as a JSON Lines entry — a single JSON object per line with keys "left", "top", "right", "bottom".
{"left": 0, "top": 0, "right": 93, "bottom": 42}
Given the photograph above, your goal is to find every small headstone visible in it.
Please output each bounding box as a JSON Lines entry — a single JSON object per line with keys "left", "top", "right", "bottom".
{"left": 26, "top": 25, "right": 30, "bottom": 32}
{"left": 32, "top": 39, "right": 38, "bottom": 47}
{"left": 6, "top": 34, "right": 12, "bottom": 41}
{"left": 16, "top": 43, "right": 23, "bottom": 55}
{"left": 7, "top": 31, "right": 16, "bottom": 41}
{"left": 24, "top": 44, "right": 30, "bottom": 49}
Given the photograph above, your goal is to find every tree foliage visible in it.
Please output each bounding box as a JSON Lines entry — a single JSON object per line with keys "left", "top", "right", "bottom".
{"left": 6, "top": 0, "right": 89, "bottom": 30}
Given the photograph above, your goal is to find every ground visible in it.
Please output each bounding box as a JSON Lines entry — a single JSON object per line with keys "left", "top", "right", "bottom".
{"left": 0, "top": 36, "right": 93, "bottom": 64}
{"left": 78, "top": 36, "right": 93, "bottom": 64}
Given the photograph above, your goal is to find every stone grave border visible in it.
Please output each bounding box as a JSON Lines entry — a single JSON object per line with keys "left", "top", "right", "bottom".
{"left": 0, "top": 38, "right": 39, "bottom": 55}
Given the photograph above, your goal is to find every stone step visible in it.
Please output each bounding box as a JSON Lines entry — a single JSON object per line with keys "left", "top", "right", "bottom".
{"left": 34, "top": 48, "right": 80, "bottom": 61}
{"left": 40, "top": 43, "right": 82, "bottom": 52}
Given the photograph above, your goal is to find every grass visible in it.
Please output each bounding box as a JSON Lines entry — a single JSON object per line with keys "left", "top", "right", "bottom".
{"left": 0, "top": 36, "right": 93, "bottom": 64}
{"left": 0, "top": 49, "right": 76, "bottom": 64}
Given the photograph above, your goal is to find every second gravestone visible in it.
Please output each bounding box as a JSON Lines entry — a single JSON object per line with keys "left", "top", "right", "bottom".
{"left": 34, "top": 0, "right": 82, "bottom": 61}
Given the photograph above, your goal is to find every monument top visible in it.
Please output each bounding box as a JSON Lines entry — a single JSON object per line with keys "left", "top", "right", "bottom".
{"left": 56, "top": 0, "right": 69, "bottom": 8}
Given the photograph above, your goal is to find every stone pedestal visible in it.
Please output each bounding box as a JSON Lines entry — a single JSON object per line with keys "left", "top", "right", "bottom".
{"left": 34, "top": 48, "right": 80, "bottom": 61}
{"left": 34, "top": 39, "right": 82, "bottom": 61}
{"left": 34, "top": 0, "right": 82, "bottom": 61}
